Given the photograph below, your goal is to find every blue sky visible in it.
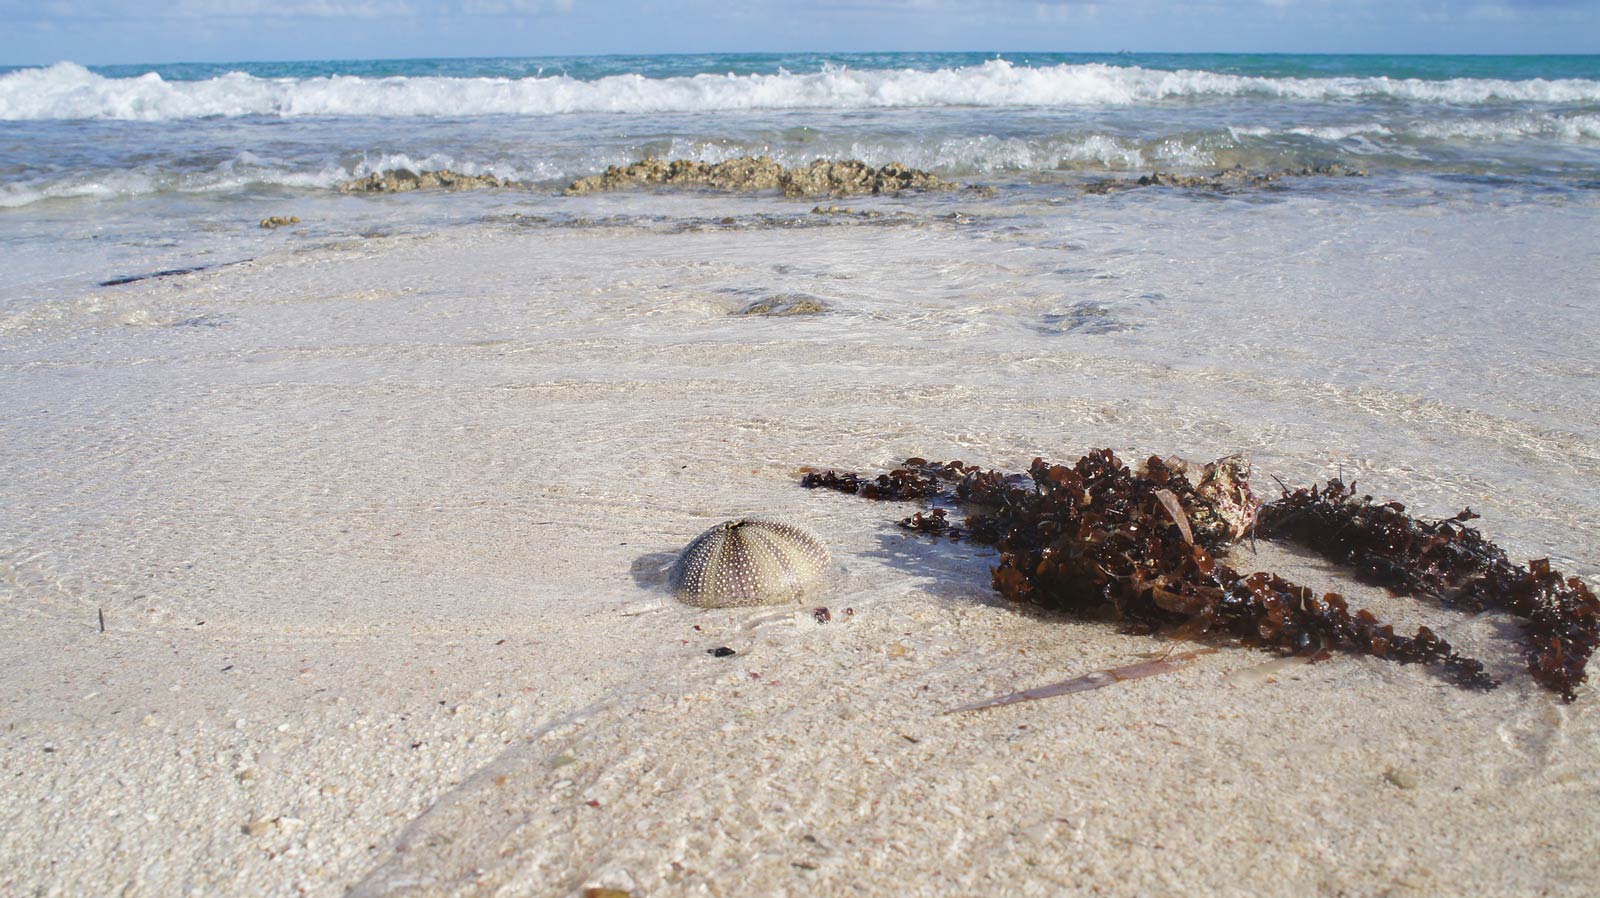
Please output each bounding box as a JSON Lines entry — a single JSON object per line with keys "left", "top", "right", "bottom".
{"left": 1, "top": 0, "right": 1596, "bottom": 65}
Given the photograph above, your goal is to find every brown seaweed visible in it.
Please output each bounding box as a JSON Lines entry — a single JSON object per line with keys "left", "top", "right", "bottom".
{"left": 1257, "top": 479, "right": 1600, "bottom": 701}
{"left": 803, "top": 449, "right": 1597, "bottom": 700}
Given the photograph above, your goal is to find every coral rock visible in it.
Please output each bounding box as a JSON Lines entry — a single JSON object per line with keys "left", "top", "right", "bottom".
{"left": 565, "top": 156, "right": 961, "bottom": 198}
{"left": 338, "top": 169, "right": 515, "bottom": 194}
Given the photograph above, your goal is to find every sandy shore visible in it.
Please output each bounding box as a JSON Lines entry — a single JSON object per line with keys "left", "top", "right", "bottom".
{"left": 3, "top": 207, "right": 1598, "bottom": 898}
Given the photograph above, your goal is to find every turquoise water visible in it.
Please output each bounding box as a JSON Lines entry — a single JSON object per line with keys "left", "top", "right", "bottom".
{"left": 47, "top": 52, "right": 1600, "bottom": 83}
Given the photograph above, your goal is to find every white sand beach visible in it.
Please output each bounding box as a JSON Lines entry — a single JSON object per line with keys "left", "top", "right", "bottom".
{"left": 3, "top": 189, "right": 1599, "bottom": 898}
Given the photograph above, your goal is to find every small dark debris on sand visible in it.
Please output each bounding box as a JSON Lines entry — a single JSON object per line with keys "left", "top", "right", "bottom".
{"left": 99, "top": 259, "right": 251, "bottom": 288}
{"left": 170, "top": 314, "right": 230, "bottom": 328}
{"left": 99, "top": 266, "right": 209, "bottom": 287}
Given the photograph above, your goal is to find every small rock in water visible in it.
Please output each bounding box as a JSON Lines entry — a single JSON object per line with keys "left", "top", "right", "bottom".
{"left": 259, "top": 215, "right": 300, "bottom": 229}
{"left": 737, "top": 294, "right": 828, "bottom": 316}
{"left": 670, "top": 519, "right": 831, "bottom": 608}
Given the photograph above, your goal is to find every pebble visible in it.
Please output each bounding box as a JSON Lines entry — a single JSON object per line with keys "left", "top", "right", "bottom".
{"left": 243, "top": 817, "right": 277, "bottom": 836}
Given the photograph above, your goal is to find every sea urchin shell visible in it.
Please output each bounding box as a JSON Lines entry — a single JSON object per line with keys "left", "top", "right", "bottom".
{"left": 669, "top": 518, "right": 832, "bottom": 608}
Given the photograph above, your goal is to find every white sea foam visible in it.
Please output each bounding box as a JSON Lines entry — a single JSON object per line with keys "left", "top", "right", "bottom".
{"left": 0, "top": 150, "right": 548, "bottom": 208}
{"left": 656, "top": 133, "right": 1155, "bottom": 173}
{"left": 1234, "top": 113, "right": 1600, "bottom": 145}
{"left": 1410, "top": 113, "right": 1600, "bottom": 142}
{"left": 6, "top": 60, "right": 1600, "bottom": 121}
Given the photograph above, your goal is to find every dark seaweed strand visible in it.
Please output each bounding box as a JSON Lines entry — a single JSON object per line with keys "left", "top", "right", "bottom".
{"left": 800, "top": 457, "right": 975, "bottom": 502}
{"left": 1258, "top": 480, "right": 1600, "bottom": 702}
{"left": 804, "top": 450, "right": 1498, "bottom": 693}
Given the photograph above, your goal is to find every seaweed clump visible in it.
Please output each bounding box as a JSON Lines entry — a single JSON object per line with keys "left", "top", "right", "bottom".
{"left": 1257, "top": 480, "right": 1600, "bottom": 701}
{"left": 803, "top": 450, "right": 1598, "bottom": 700}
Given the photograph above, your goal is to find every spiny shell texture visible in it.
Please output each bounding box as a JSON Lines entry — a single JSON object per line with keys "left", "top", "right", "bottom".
{"left": 669, "top": 518, "right": 831, "bottom": 608}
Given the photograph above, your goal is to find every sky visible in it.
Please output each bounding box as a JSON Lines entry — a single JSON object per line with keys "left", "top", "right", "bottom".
{"left": 1, "top": 0, "right": 1596, "bottom": 65}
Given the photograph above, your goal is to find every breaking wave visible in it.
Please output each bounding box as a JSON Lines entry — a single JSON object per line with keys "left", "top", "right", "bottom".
{"left": 6, "top": 60, "right": 1600, "bottom": 121}
{"left": 1226, "top": 112, "right": 1600, "bottom": 145}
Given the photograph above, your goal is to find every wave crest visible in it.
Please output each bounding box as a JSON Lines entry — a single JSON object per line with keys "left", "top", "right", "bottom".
{"left": 6, "top": 60, "right": 1600, "bottom": 121}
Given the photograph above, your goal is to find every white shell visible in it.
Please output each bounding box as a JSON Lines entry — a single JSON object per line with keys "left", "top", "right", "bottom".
{"left": 669, "top": 518, "right": 831, "bottom": 608}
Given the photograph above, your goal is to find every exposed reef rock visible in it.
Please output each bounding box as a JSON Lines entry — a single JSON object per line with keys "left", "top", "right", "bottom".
{"left": 1083, "top": 164, "right": 1367, "bottom": 195}
{"left": 338, "top": 169, "right": 517, "bottom": 194}
{"left": 565, "top": 156, "right": 964, "bottom": 198}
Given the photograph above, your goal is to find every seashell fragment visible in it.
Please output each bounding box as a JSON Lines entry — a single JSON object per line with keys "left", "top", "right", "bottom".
{"left": 669, "top": 518, "right": 831, "bottom": 608}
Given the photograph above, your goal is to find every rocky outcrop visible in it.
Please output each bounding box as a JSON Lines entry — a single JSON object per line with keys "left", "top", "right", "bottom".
{"left": 338, "top": 169, "right": 516, "bottom": 194}
{"left": 565, "top": 156, "right": 962, "bottom": 198}
{"left": 1082, "top": 164, "right": 1366, "bottom": 195}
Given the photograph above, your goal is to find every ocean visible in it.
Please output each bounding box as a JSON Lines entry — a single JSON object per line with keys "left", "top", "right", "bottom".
{"left": 2, "top": 53, "right": 1598, "bottom": 297}
{"left": 1, "top": 53, "right": 1598, "bottom": 298}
